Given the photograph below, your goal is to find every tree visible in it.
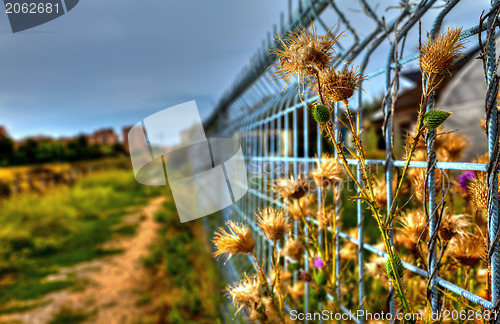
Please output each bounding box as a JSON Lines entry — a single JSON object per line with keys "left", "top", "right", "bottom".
{"left": 0, "top": 136, "right": 13, "bottom": 163}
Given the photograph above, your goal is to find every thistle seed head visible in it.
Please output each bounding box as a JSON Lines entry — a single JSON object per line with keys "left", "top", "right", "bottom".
{"left": 320, "top": 65, "right": 366, "bottom": 106}
{"left": 270, "top": 24, "right": 342, "bottom": 89}
{"left": 213, "top": 221, "right": 255, "bottom": 262}
{"left": 271, "top": 176, "right": 310, "bottom": 200}
{"left": 311, "top": 154, "right": 343, "bottom": 188}
{"left": 419, "top": 27, "right": 466, "bottom": 75}
{"left": 257, "top": 207, "right": 291, "bottom": 242}
{"left": 226, "top": 274, "right": 262, "bottom": 314}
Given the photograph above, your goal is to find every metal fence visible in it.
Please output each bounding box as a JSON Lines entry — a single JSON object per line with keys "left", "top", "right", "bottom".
{"left": 205, "top": 0, "right": 500, "bottom": 322}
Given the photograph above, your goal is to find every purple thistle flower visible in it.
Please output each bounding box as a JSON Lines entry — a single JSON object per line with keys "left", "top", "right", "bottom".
{"left": 313, "top": 257, "right": 324, "bottom": 269}
{"left": 459, "top": 171, "right": 477, "bottom": 193}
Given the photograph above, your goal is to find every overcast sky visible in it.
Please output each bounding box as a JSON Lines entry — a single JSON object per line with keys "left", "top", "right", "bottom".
{"left": 0, "top": 0, "right": 491, "bottom": 140}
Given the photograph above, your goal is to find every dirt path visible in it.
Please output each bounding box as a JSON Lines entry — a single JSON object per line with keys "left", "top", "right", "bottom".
{"left": 1, "top": 196, "right": 166, "bottom": 324}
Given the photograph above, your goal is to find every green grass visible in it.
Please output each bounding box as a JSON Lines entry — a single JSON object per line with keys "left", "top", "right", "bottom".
{"left": 0, "top": 281, "right": 75, "bottom": 305}
{"left": 142, "top": 198, "right": 224, "bottom": 323}
{"left": 135, "top": 293, "right": 151, "bottom": 306}
{"left": 48, "top": 306, "right": 91, "bottom": 324}
{"left": 0, "top": 302, "right": 46, "bottom": 315}
{"left": 113, "top": 224, "right": 138, "bottom": 236}
{"left": 0, "top": 169, "right": 163, "bottom": 308}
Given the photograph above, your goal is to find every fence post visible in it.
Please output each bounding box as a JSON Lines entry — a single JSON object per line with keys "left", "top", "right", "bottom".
{"left": 486, "top": 0, "right": 500, "bottom": 317}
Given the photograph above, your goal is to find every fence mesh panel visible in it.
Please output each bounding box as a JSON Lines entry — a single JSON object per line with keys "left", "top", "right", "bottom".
{"left": 205, "top": 0, "right": 500, "bottom": 322}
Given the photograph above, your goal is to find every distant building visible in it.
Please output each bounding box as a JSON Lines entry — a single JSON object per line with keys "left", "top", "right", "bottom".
{"left": 16, "top": 135, "right": 54, "bottom": 147}
{"left": 88, "top": 128, "right": 119, "bottom": 146}
{"left": 0, "top": 126, "right": 8, "bottom": 137}
{"left": 58, "top": 136, "right": 73, "bottom": 144}
{"left": 370, "top": 39, "right": 494, "bottom": 160}
{"left": 122, "top": 125, "right": 133, "bottom": 152}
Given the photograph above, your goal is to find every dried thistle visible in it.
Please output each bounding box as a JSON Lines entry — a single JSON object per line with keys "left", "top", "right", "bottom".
{"left": 480, "top": 119, "right": 486, "bottom": 133}
{"left": 270, "top": 24, "right": 342, "bottom": 90}
{"left": 282, "top": 238, "right": 304, "bottom": 261}
{"left": 320, "top": 65, "right": 366, "bottom": 106}
{"left": 340, "top": 228, "right": 358, "bottom": 261}
{"left": 257, "top": 207, "right": 291, "bottom": 242}
{"left": 288, "top": 194, "right": 315, "bottom": 221}
{"left": 271, "top": 176, "right": 309, "bottom": 200}
{"left": 468, "top": 174, "right": 488, "bottom": 211}
{"left": 365, "top": 255, "right": 388, "bottom": 283}
{"left": 399, "top": 209, "right": 428, "bottom": 252}
{"left": 449, "top": 234, "right": 486, "bottom": 267}
{"left": 270, "top": 269, "right": 292, "bottom": 293}
{"left": 419, "top": 27, "right": 466, "bottom": 76}
{"left": 316, "top": 206, "right": 333, "bottom": 230}
{"left": 213, "top": 221, "right": 255, "bottom": 262}
{"left": 261, "top": 297, "right": 279, "bottom": 322}
{"left": 407, "top": 127, "right": 467, "bottom": 162}
{"left": 439, "top": 209, "right": 471, "bottom": 241}
{"left": 226, "top": 274, "right": 262, "bottom": 314}
{"left": 340, "top": 241, "right": 357, "bottom": 261}
{"left": 473, "top": 152, "right": 489, "bottom": 164}
{"left": 410, "top": 168, "right": 443, "bottom": 202}
{"left": 311, "top": 154, "right": 343, "bottom": 188}
{"left": 438, "top": 131, "right": 468, "bottom": 162}
{"left": 372, "top": 176, "right": 405, "bottom": 208}
{"left": 288, "top": 281, "right": 305, "bottom": 301}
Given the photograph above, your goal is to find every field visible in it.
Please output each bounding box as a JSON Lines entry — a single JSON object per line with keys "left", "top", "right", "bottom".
{"left": 0, "top": 166, "right": 225, "bottom": 323}
{"left": 0, "top": 158, "right": 128, "bottom": 182}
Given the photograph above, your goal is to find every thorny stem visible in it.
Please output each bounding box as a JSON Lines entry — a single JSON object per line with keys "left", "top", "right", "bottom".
{"left": 315, "top": 71, "right": 326, "bottom": 105}
{"left": 372, "top": 197, "right": 414, "bottom": 317}
{"left": 322, "top": 191, "right": 328, "bottom": 258}
{"left": 324, "top": 125, "right": 365, "bottom": 193}
{"left": 251, "top": 252, "right": 275, "bottom": 303}
{"left": 251, "top": 250, "right": 283, "bottom": 322}
{"left": 317, "top": 104, "right": 415, "bottom": 320}
{"left": 387, "top": 111, "right": 426, "bottom": 225}
{"left": 272, "top": 241, "right": 286, "bottom": 322}
{"left": 293, "top": 201, "right": 318, "bottom": 262}
{"left": 297, "top": 201, "right": 324, "bottom": 260}
{"left": 344, "top": 105, "right": 376, "bottom": 201}
{"left": 323, "top": 121, "right": 414, "bottom": 317}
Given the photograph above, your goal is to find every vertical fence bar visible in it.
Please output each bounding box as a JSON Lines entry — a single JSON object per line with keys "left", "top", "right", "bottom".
{"left": 260, "top": 121, "right": 266, "bottom": 266}
{"left": 268, "top": 114, "right": 275, "bottom": 272}
{"left": 316, "top": 98, "right": 323, "bottom": 323}
{"left": 383, "top": 48, "right": 396, "bottom": 321}
{"left": 426, "top": 104, "right": 439, "bottom": 317}
{"left": 333, "top": 102, "right": 341, "bottom": 317}
{"left": 356, "top": 99, "right": 365, "bottom": 321}
{"left": 486, "top": 0, "right": 500, "bottom": 315}
{"left": 293, "top": 94, "right": 300, "bottom": 289}
{"left": 303, "top": 99, "right": 310, "bottom": 324}
{"left": 356, "top": 164, "right": 365, "bottom": 324}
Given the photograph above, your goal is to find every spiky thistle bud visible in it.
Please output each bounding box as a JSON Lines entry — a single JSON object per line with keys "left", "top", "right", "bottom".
{"left": 300, "top": 271, "right": 312, "bottom": 283}
{"left": 386, "top": 252, "right": 404, "bottom": 279}
{"left": 315, "top": 270, "right": 328, "bottom": 286}
{"left": 312, "top": 104, "right": 331, "bottom": 124}
{"left": 423, "top": 109, "right": 452, "bottom": 129}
